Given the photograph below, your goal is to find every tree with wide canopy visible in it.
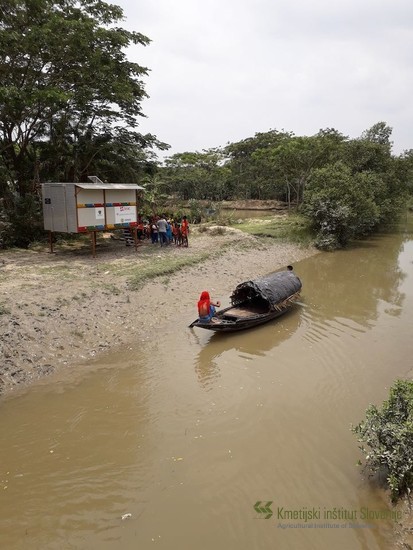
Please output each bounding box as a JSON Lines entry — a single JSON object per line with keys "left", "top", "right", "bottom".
{"left": 0, "top": 0, "right": 167, "bottom": 198}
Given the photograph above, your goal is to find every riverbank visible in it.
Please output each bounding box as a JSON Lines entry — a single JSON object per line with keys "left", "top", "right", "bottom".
{"left": 220, "top": 199, "right": 288, "bottom": 211}
{"left": 164, "top": 199, "right": 289, "bottom": 212}
{"left": 0, "top": 226, "right": 318, "bottom": 397}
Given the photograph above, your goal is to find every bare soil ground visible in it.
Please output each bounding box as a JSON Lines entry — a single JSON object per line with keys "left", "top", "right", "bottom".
{"left": 0, "top": 227, "right": 317, "bottom": 396}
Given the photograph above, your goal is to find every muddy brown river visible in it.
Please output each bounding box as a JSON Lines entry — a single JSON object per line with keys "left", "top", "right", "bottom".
{"left": 1, "top": 216, "right": 413, "bottom": 549}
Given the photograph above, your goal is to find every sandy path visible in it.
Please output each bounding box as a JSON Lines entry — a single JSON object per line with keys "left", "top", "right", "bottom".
{"left": 0, "top": 228, "right": 318, "bottom": 396}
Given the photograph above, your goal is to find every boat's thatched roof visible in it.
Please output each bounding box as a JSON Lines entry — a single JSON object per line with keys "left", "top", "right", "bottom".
{"left": 230, "top": 269, "right": 302, "bottom": 307}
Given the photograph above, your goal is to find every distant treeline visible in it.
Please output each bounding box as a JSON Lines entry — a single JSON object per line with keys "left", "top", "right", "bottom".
{"left": 157, "top": 123, "right": 413, "bottom": 248}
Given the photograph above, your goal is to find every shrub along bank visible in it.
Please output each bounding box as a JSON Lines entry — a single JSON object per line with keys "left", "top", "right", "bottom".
{"left": 353, "top": 379, "right": 413, "bottom": 502}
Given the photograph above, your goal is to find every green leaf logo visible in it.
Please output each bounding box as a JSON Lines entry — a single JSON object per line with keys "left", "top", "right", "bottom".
{"left": 253, "top": 500, "right": 273, "bottom": 519}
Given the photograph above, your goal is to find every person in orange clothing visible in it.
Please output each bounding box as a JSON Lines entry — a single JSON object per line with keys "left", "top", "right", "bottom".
{"left": 181, "top": 216, "right": 189, "bottom": 247}
{"left": 197, "top": 291, "right": 221, "bottom": 322}
{"left": 172, "top": 222, "right": 180, "bottom": 245}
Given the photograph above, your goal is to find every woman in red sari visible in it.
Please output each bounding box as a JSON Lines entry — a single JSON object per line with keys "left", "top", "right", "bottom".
{"left": 197, "top": 291, "right": 221, "bottom": 322}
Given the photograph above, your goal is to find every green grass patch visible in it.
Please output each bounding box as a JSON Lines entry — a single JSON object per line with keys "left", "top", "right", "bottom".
{"left": 127, "top": 242, "right": 237, "bottom": 290}
{"left": 128, "top": 252, "right": 211, "bottom": 290}
{"left": 235, "top": 214, "right": 314, "bottom": 246}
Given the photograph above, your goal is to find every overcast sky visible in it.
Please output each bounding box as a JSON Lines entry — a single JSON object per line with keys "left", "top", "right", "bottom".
{"left": 115, "top": 0, "right": 413, "bottom": 157}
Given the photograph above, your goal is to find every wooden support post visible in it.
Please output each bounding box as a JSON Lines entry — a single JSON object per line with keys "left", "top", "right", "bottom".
{"left": 91, "top": 231, "right": 97, "bottom": 258}
{"left": 49, "top": 231, "right": 54, "bottom": 254}
{"left": 133, "top": 227, "right": 138, "bottom": 252}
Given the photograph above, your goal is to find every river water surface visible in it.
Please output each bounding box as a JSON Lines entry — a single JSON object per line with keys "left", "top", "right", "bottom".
{"left": 1, "top": 217, "right": 413, "bottom": 549}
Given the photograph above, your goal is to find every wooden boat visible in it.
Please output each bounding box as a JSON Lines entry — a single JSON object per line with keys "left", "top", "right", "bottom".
{"left": 190, "top": 266, "right": 302, "bottom": 332}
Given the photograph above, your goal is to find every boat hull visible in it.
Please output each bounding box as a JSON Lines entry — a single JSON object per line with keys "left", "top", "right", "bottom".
{"left": 191, "top": 305, "right": 291, "bottom": 332}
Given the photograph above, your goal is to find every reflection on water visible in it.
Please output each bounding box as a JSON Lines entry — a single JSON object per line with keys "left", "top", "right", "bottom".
{"left": 301, "top": 235, "right": 406, "bottom": 324}
{"left": 193, "top": 308, "right": 302, "bottom": 390}
{"left": 1, "top": 216, "right": 413, "bottom": 549}
{"left": 297, "top": 231, "right": 408, "bottom": 354}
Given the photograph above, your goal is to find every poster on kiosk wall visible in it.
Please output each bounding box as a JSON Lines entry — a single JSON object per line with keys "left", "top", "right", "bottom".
{"left": 114, "top": 205, "right": 136, "bottom": 224}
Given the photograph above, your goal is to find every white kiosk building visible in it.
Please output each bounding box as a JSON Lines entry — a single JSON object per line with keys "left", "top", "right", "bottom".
{"left": 42, "top": 177, "right": 144, "bottom": 255}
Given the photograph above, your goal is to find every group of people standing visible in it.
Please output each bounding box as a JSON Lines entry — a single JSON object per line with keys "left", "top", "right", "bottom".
{"left": 136, "top": 215, "right": 190, "bottom": 247}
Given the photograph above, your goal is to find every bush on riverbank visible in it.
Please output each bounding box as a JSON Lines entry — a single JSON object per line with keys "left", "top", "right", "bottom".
{"left": 352, "top": 379, "right": 413, "bottom": 502}
{"left": 302, "top": 162, "right": 407, "bottom": 250}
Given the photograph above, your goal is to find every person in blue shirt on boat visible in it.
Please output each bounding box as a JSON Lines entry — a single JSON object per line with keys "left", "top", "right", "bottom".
{"left": 197, "top": 291, "right": 221, "bottom": 322}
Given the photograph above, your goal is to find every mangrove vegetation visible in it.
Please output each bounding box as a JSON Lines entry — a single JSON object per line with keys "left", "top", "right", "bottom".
{"left": 353, "top": 379, "right": 413, "bottom": 502}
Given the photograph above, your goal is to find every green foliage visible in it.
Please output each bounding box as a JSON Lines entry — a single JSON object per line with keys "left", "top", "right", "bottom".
{"left": 352, "top": 379, "right": 413, "bottom": 502}
{"left": 223, "top": 128, "right": 347, "bottom": 205}
{"left": 141, "top": 173, "right": 170, "bottom": 215}
{"left": 343, "top": 139, "right": 391, "bottom": 174}
{"left": 0, "top": 0, "right": 155, "bottom": 192}
{"left": 361, "top": 121, "right": 393, "bottom": 147}
{"left": 303, "top": 162, "right": 392, "bottom": 249}
{"left": 0, "top": 0, "right": 170, "bottom": 246}
{"left": 301, "top": 123, "right": 408, "bottom": 250}
{"left": 188, "top": 199, "right": 203, "bottom": 222}
{"left": 224, "top": 129, "right": 292, "bottom": 200}
{"left": 252, "top": 132, "right": 346, "bottom": 208}
{"left": 407, "top": 196, "right": 413, "bottom": 211}
{"left": 164, "top": 149, "right": 230, "bottom": 201}
{"left": 0, "top": 194, "right": 44, "bottom": 248}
